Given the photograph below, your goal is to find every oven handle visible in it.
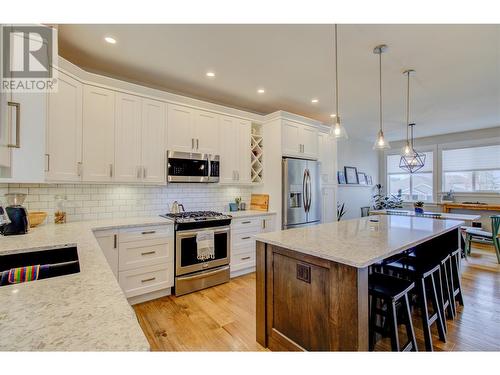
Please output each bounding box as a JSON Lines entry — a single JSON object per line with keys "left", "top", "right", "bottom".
{"left": 176, "top": 225, "right": 230, "bottom": 237}
{"left": 207, "top": 154, "right": 211, "bottom": 178}
{"left": 176, "top": 265, "right": 230, "bottom": 281}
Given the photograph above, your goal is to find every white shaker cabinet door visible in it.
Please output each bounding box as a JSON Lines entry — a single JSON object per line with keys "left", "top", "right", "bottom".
{"left": 114, "top": 93, "right": 142, "bottom": 182}
{"left": 193, "top": 109, "right": 219, "bottom": 154}
{"left": 166, "top": 104, "right": 195, "bottom": 153}
{"left": 301, "top": 125, "right": 319, "bottom": 160}
{"left": 95, "top": 230, "right": 119, "bottom": 278}
{"left": 46, "top": 71, "right": 83, "bottom": 181}
{"left": 141, "top": 98, "right": 166, "bottom": 183}
{"left": 218, "top": 115, "right": 238, "bottom": 184}
{"left": 237, "top": 119, "right": 252, "bottom": 184}
{"left": 318, "top": 132, "right": 337, "bottom": 185}
{"left": 82, "top": 85, "right": 115, "bottom": 182}
{"left": 321, "top": 186, "right": 337, "bottom": 223}
{"left": 282, "top": 120, "right": 301, "bottom": 157}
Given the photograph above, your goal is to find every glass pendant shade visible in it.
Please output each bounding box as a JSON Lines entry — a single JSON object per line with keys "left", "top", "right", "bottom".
{"left": 401, "top": 141, "right": 412, "bottom": 156}
{"left": 330, "top": 116, "right": 348, "bottom": 139}
{"left": 373, "top": 129, "right": 391, "bottom": 150}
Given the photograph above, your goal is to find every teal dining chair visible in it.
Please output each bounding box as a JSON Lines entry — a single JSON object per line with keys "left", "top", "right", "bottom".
{"left": 464, "top": 215, "right": 500, "bottom": 263}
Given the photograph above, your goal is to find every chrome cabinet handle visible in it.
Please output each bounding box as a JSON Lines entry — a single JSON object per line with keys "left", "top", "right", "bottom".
{"left": 77, "top": 162, "right": 83, "bottom": 177}
{"left": 241, "top": 236, "right": 251, "bottom": 240}
{"left": 141, "top": 230, "right": 156, "bottom": 235}
{"left": 141, "top": 251, "right": 156, "bottom": 256}
{"left": 141, "top": 277, "right": 156, "bottom": 283}
{"left": 7, "top": 101, "right": 20, "bottom": 148}
{"left": 45, "top": 154, "right": 50, "bottom": 172}
{"left": 242, "top": 221, "right": 251, "bottom": 224}
{"left": 137, "top": 166, "right": 142, "bottom": 179}
{"left": 241, "top": 256, "right": 251, "bottom": 260}
{"left": 109, "top": 164, "right": 113, "bottom": 178}
{"left": 262, "top": 219, "right": 266, "bottom": 229}
{"left": 191, "top": 138, "right": 194, "bottom": 150}
{"left": 143, "top": 166, "right": 147, "bottom": 179}
{"left": 113, "top": 234, "right": 117, "bottom": 249}
{"left": 196, "top": 138, "right": 199, "bottom": 150}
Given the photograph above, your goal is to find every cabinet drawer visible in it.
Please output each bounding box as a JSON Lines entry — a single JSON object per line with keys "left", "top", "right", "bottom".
{"left": 119, "top": 225, "right": 172, "bottom": 243}
{"left": 231, "top": 250, "right": 256, "bottom": 271}
{"left": 231, "top": 217, "right": 263, "bottom": 231}
{"left": 118, "top": 263, "right": 173, "bottom": 298}
{"left": 232, "top": 231, "right": 257, "bottom": 248}
{"left": 119, "top": 238, "right": 172, "bottom": 271}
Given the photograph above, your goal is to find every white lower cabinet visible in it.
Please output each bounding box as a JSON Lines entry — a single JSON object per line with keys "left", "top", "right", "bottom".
{"left": 94, "top": 224, "right": 174, "bottom": 304}
{"left": 230, "top": 214, "right": 275, "bottom": 277}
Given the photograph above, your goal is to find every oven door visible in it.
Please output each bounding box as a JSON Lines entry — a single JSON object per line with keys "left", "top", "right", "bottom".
{"left": 167, "top": 151, "right": 210, "bottom": 182}
{"left": 175, "top": 226, "right": 230, "bottom": 276}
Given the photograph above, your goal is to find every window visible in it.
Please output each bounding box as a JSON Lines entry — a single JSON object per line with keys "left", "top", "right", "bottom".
{"left": 442, "top": 145, "right": 500, "bottom": 192}
{"left": 386, "top": 152, "right": 434, "bottom": 202}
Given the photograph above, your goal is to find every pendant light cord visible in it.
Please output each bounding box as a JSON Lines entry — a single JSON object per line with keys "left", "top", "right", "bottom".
{"left": 406, "top": 71, "right": 410, "bottom": 144}
{"left": 335, "top": 24, "right": 339, "bottom": 118}
{"left": 379, "top": 51, "right": 383, "bottom": 133}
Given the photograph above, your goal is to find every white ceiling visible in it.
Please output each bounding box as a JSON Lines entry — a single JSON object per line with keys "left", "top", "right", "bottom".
{"left": 58, "top": 24, "right": 500, "bottom": 141}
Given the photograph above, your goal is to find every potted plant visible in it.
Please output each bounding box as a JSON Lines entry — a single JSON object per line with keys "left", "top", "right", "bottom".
{"left": 414, "top": 201, "right": 424, "bottom": 214}
{"left": 372, "top": 184, "right": 404, "bottom": 210}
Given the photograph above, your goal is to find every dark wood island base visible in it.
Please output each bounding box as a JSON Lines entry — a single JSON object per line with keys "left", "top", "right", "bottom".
{"left": 256, "top": 241, "right": 369, "bottom": 351}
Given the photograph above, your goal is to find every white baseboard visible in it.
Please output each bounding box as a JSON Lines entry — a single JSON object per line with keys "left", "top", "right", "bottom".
{"left": 127, "top": 287, "right": 172, "bottom": 305}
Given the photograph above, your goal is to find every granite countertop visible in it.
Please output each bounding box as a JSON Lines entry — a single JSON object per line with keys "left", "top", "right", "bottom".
{"left": 225, "top": 210, "right": 276, "bottom": 219}
{"left": 255, "top": 215, "right": 464, "bottom": 268}
{"left": 370, "top": 209, "right": 480, "bottom": 221}
{"left": 0, "top": 216, "right": 173, "bottom": 351}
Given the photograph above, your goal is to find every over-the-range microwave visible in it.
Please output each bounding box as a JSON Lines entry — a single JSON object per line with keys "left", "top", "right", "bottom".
{"left": 166, "top": 151, "right": 220, "bottom": 183}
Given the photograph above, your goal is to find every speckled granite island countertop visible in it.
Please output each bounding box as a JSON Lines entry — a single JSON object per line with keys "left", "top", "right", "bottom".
{"left": 0, "top": 217, "right": 173, "bottom": 351}
{"left": 255, "top": 215, "right": 464, "bottom": 268}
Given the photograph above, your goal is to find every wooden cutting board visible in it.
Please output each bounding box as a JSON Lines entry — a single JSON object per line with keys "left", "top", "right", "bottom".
{"left": 250, "top": 194, "right": 269, "bottom": 211}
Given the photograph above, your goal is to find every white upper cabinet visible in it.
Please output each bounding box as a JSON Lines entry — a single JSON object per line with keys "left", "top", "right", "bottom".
{"left": 166, "top": 104, "right": 219, "bottom": 154}
{"left": 237, "top": 119, "right": 252, "bottom": 183}
{"left": 166, "top": 104, "right": 194, "bottom": 153}
{"left": 114, "top": 93, "right": 142, "bottom": 182}
{"left": 141, "top": 99, "right": 166, "bottom": 183}
{"left": 46, "top": 71, "right": 83, "bottom": 182}
{"left": 318, "top": 131, "right": 337, "bottom": 186}
{"left": 282, "top": 120, "right": 318, "bottom": 160}
{"left": 0, "top": 27, "right": 46, "bottom": 182}
{"left": 218, "top": 116, "right": 251, "bottom": 184}
{"left": 193, "top": 110, "right": 219, "bottom": 154}
{"left": 82, "top": 85, "right": 115, "bottom": 182}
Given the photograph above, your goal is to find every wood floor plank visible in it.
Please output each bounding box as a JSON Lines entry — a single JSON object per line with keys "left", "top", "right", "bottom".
{"left": 133, "top": 246, "right": 500, "bottom": 351}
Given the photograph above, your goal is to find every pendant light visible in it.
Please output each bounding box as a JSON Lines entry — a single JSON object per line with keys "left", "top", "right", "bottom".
{"left": 399, "top": 69, "right": 426, "bottom": 173}
{"left": 372, "top": 44, "right": 391, "bottom": 150}
{"left": 330, "top": 24, "right": 348, "bottom": 139}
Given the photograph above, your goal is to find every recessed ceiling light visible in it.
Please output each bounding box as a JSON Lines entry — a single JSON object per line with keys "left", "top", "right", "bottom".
{"left": 330, "top": 113, "right": 337, "bottom": 118}
{"left": 104, "top": 36, "right": 117, "bottom": 44}
{"left": 206, "top": 72, "right": 215, "bottom": 78}
{"left": 311, "top": 98, "right": 319, "bottom": 103}
{"left": 257, "top": 89, "right": 265, "bottom": 94}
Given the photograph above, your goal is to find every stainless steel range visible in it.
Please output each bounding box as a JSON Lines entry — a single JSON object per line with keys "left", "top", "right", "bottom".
{"left": 160, "top": 211, "right": 232, "bottom": 296}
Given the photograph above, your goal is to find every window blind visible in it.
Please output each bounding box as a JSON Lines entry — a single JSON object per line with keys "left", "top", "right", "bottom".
{"left": 442, "top": 145, "right": 500, "bottom": 172}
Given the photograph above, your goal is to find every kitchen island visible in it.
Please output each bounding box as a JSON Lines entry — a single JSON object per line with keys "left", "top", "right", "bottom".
{"left": 254, "top": 215, "right": 464, "bottom": 351}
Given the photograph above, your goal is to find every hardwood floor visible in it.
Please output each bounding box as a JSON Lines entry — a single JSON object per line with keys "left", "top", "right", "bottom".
{"left": 133, "top": 247, "right": 500, "bottom": 351}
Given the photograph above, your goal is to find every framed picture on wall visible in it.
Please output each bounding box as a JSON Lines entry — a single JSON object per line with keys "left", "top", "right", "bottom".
{"left": 337, "top": 171, "right": 346, "bottom": 184}
{"left": 358, "top": 172, "right": 367, "bottom": 185}
{"left": 344, "top": 166, "right": 359, "bottom": 184}
{"left": 367, "top": 175, "right": 373, "bottom": 185}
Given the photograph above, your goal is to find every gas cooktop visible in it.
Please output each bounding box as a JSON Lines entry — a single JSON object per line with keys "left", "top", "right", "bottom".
{"left": 160, "top": 211, "right": 232, "bottom": 223}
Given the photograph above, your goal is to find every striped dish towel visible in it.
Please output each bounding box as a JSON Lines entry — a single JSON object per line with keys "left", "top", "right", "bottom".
{"left": 8, "top": 265, "right": 41, "bottom": 284}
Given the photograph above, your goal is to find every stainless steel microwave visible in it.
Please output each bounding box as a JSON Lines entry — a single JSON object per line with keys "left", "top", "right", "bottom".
{"left": 167, "top": 151, "right": 220, "bottom": 183}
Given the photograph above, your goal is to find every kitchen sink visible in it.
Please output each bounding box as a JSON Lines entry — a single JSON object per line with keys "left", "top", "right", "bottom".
{"left": 0, "top": 246, "right": 80, "bottom": 286}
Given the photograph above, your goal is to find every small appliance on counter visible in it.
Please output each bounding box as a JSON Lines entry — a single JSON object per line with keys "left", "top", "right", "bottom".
{"left": 0, "top": 193, "right": 30, "bottom": 236}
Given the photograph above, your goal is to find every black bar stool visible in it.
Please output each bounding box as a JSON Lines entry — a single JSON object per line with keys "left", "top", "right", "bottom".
{"left": 449, "top": 248, "right": 465, "bottom": 311}
{"left": 369, "top": 272, "right": 417, "bottom": 351}
{"left": 383, "top": 256, "right": 447, "bottom": 351}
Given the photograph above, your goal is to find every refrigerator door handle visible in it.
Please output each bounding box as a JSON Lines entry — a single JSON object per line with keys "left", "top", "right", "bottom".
{"left": 302, "top": 169, "right": 307, "bottom": 213}
{"left": 307, "top": 169, "right": 312, "bottom": 213}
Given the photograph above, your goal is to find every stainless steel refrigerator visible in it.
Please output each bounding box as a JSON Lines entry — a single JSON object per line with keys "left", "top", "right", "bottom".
{"left": 282, "top": 158, "right": 321, "bottom": 229}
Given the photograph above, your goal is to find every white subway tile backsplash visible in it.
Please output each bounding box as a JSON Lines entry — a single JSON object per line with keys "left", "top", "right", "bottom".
{"left": 1, "top": 183, "right": 252, "bottom": 224}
